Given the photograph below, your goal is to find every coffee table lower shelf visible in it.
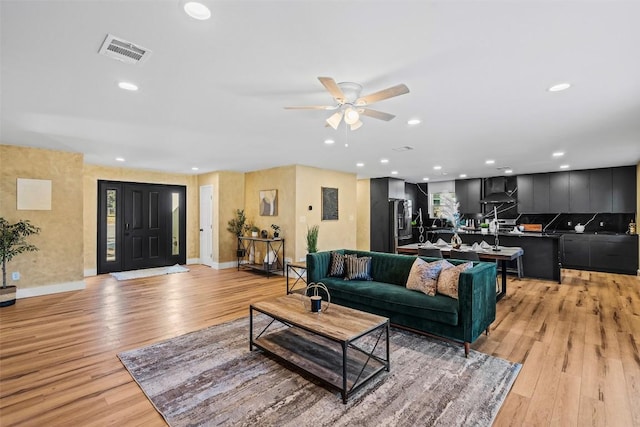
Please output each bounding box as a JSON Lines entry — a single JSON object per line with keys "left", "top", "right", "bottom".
{"left": 250, "top": 311, "right": 389, "bottom": 403}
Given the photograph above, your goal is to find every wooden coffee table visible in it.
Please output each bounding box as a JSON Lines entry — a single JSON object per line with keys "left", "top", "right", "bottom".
{"left": 250, "top": 294, "right": 390, "bottom": 403}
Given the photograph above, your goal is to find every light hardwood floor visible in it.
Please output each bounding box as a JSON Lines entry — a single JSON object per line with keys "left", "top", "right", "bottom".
{"left": 1, "top": 266, "right": 638, "bottom": 426}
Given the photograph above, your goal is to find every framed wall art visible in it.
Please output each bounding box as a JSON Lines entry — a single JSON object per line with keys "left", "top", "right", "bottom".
{"left": 259, "top": 189, "right": 278, "bottom": 216}
{"left": 321, "top": 187, "right": 338, "bottom": 221}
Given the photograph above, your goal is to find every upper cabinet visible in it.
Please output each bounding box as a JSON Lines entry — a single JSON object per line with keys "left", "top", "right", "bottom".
{"left": 612, "top": 166, "right": 637, "bottom": 213}
{"left": 517, "top": 174, "right": 550, "bottom": 213}
{"left": 455, "top": 179, "right": 482, "bottom": 214}
{"left": 517, "top": 166, "right": 636, "bottom": 214}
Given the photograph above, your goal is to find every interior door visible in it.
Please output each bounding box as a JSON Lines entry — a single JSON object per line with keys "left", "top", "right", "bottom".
{"left": 199, "top": 185, "right": 213, "bottom": 267}
{"left": 97, "top": 181, "right": 186, "bottom": 274}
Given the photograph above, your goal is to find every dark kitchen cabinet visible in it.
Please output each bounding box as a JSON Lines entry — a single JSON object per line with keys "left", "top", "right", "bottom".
{"left": 612, "top": 166, "right": 637, "bottom": 213}
{"left": 562, "top": 234, "right": 590, "bottom": 268}
{"left": 516, "top": 175, "right": 533, "bottom": 213}
{"left": 455, "top": 179, "right": 481, "bottom": 214}
{"left": 589, "top": 168, "right": 612, "bottom": 212}
{"left": 533, "top": 174, "right": 551, "bottom": 213}
{"left": 569, "top": 170, "right": 590, "bottom": 212}
{"left": 549, "top": 172, "right": 570, "bottom": 212}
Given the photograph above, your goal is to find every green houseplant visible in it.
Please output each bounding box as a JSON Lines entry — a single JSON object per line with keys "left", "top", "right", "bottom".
{"left": 227, "top": 209, "right": 249, "bottom": 258}
{"left": 306, "top": 225, "right": 319, "bottom": 253}
{"left": 1, "top": 218, "right": 40, "bottom": 307}
{"left": 271, "top": 224, "right": 281, "bottom": 238}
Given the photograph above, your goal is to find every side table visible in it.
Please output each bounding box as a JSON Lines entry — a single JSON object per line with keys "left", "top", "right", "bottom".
{"left": 286, "top": 261, "right": 307, "bottom": 294}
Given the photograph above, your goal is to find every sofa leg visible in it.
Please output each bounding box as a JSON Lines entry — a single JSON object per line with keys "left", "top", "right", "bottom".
{"left": 464, "top": 342, "right": 470, "bottom": 358}
{"left": 485, "top": 327, "right": 490, "bottom": 336}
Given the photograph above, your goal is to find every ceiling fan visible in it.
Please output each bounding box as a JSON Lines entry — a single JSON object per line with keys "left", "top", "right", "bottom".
{"left": 285, "top": 77, "right": 410, "bottom": 131}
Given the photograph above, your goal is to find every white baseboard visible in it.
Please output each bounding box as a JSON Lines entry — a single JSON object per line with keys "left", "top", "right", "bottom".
{"left": 187, "top": 258, "right": 200, "bottom": 265}
{"left": 211, "top": 261, "right": 237, "bottom": 270}
{"left": 84, "top": 268, "right": 97, "bottom": 277}
{"left": 16, "top": 280, "right": 86, "bottom": 299}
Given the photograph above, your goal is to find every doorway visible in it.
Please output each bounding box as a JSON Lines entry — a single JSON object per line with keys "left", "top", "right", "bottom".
{"left": 199, "top": 185, "right": 213, "bottom": 267}
{"left": 97, "top": 180, "right": 186, "bottom": 274}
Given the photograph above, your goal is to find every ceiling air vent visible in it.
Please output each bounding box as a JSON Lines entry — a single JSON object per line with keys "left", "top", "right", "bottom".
{"left": 98, "top": 34, "right": 151, "bottom": 65}
{"left": 392, "top": 146, "right": 414, "bottom": 152}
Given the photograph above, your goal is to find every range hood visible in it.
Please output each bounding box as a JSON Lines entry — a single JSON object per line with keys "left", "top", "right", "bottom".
{"left": 480, "top": 177, "right": 515, "bottom": 204}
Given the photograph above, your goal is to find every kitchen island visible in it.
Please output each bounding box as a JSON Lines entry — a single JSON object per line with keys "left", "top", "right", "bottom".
{"left": 421, "top": 229, "right": 562, "bottom": 283}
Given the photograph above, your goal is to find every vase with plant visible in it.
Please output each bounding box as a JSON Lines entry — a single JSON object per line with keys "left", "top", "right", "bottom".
{"left": 1, "top": 218, "right": 40, "bottom": 307}
{"left": 250, "top": 225, "right": 260, "bottom": 237}
{"left": 271, "top": 224, "right": 281, "bottom": 239}
{"left": 480, "top": 222, "right": 489, "bottom": 235}
{"left": 227, "top": 209, "right": 249, "bottom": 258}
{"left": 306, "top": 225, "right": 319, "bottom": 253}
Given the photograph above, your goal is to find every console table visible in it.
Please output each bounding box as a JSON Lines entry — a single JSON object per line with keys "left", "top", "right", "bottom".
{"left": 237, "top": 237, "right": 284, "bottom": 277}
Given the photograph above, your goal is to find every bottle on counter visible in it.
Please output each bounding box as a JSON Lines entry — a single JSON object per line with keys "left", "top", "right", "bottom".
{"left": 629, "top": 219, "right": 636, "bottom": 235}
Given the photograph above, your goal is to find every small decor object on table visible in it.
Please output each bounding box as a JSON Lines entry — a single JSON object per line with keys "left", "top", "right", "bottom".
{"left": 271, "top": 224, "right": 281, "bottom": 238}
{"left": 260, "top": 229, "right": 268, "bottom": 239}
{"left": 480, "top": 222, "right": 489, "bottom": 235}
{"left": 303, "top": 282, "right": 331, "bottom": 313}
{"left": 250, "top": 225, "right": 260, "bottom": 237}
{"left": 438, "top": 193, "right": 463, "bottom": 248}
{"left": 1, "top": 218, "right": 40, "bottom": 307}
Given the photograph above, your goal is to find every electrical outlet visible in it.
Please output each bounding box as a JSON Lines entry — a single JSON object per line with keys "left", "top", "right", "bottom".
{"left": 11, "top": 272, "right": 20, "bottom": 281}
{"left": 600, "top": 221, "right": 604, "bottom": 227}
{"left": 567, "top": 221, "right": 572, "bottom": 226}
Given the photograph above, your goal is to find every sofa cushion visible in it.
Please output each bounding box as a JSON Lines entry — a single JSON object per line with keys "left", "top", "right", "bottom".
{"left": 405, "top": 258, "right": 447, "bottom": 296}
{"left": 328, "top": 251, "right": 354, "bottom": 277}
{"left": 437, "top": 261, "right": 473, "bottom": 299}
{"left": 344, "top": 256, "right": 373, "bottom": 280}
{"left": 320, "top": 277, "right": 459, "bottom": 326}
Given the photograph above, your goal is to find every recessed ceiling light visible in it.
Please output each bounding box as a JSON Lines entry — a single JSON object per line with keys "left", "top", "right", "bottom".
{"left": 548, "top": 83, "right": 571, "bottom": 92}
{"left": 324, "top": 139, "right": 335, "bottom": 145}
{"left": 560, "top": 164, "right": 570, "bottom": 169}
{"left": 505, "top": 169, "right": 513, "bottom": 174}
{"left": 485, "top": 160, "right": 495, "bottom": 165}
{"left": 345, "top": 143, "right": 349, "bottom": 147}
{"left": 191, "top": 167, "right": 199, "bottom": 171}
{"left": 407, "top": 119, "right": 421, "bottom": 125}
{"left": 552, "top": 151, "right": 565, "bottom": 157}
{"left": 380, "top": 159, "right": 389, "bottom": 164}
{"left": 118, "top": 81, "right": 138, "bottom": 91}
{"left": 433, "top": 165, "right": 442, "bottom": 170}
{"left": 391, "top": 171, "right": 398, "bottom": 175}
{"left": 184, "top": 1, "right": 211, "bottom": 20}
{"left": 115, "top": 157, "right": 125, "bottom": 162}
{"left": 356, "top": 162, "right": 364, "bottom": 167}
{"left": 422, "top": 177, "right": 429, "bottom": 181}
{"left": 459, "top": 174, "right": 467, "bottom": 178}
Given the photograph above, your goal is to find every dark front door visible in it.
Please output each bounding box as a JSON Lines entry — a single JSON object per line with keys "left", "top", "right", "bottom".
{"left": 97, "top": 181, "right": 186, "bottom": 274}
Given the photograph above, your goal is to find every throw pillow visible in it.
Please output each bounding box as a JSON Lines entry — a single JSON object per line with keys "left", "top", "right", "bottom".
{"left": 406, "top": 258, "right": 447, "bottom": 296}
{"left": 344, "top": 256, "right": 373, "bottom": 280}
{"left": 328, "top": 251, "right": 346, "bottom": 277}
{"left": 437, "top": 261, "right": 473, "bottom": 299}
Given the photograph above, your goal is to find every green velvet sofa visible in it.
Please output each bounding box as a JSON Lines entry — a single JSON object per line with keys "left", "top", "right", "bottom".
{"left": 306, "top": 249, "right": 497, "bottom": 356}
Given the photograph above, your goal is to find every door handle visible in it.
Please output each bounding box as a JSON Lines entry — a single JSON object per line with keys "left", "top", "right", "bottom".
{"left": 200, "top": 228, "right": 204, "bottom": 232}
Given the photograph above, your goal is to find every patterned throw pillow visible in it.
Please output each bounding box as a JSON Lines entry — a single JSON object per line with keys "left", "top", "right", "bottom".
{"left": 437, "top": 261, "right": 473, "bottom": 299}
{"left": 344, "top": 256, "right": 373, "bottom": 280}
{"left": 328, "top": 252, "right": 355, "bottom": 277}
{"left": 406, "top": 258, "right": 447, "bottom": 296}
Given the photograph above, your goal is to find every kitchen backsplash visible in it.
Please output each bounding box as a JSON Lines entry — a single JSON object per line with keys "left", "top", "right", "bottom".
{"left": 512, "top": 213, "right": 634, "bottom": 233}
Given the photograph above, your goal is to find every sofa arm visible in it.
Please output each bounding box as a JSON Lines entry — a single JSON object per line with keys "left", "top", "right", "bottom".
{"left": 306, "top": 251, "right": 335, "bottom": 283}
{"left": 457, "top": 262, "right": 497, "bottom": 343}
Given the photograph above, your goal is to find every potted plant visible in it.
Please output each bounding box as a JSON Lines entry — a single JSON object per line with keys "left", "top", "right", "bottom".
{"left": 480, "top": 222, "right": 489, "bottom": 235}
{"left": 1, "top": 218, "right": 40, "bottom": 307}
{"left": 227, "top": 209, "right": 249, "bottom": 257}
{"left": 271, "top": 224, "right": 281, "bottom": 238}
{"left": 306, "top": 225, "right": 319, "bottom": 253}
{"left": 250, "top": 225, "right": 260, "bottom": 237}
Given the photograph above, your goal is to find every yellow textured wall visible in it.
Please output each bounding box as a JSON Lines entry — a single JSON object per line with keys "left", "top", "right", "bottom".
{"left": 637, "top": 162, "right": 639, "bottom": 273}
{"left": 295, "top": 165, "right": 357, "bottom": 262}
{"left": 83, "top": 164, "right": 199, "bottom": 272}
{"left": 357, "top": 179, "right": 371, "bottom": 250}
{"left": 0, "top": 145, "right": 84, "bottom": 288}
{"left": 244, "top": 166, "right": 296, "bottom": 262}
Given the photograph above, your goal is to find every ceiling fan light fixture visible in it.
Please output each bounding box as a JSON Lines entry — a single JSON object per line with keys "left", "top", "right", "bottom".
{"left": 344, "top": 107, "right": 360, "bottom": 125}
{"left": 326, "top": 111, "right": 343, "bottom": 130}
{"left": 350, "top": 120, "right": 363, "bottom": 131}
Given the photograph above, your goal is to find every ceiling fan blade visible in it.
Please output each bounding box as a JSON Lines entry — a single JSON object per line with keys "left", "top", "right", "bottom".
{"left": 326, "top": 111, "right": 343, "bottom": 130}
{"left": 359, "top": 108, "right": 396, "bottom": 121}
{"left": 284, "top": 105, "right": 336, "bottom": 110}
{"left": 318, "top": 77, "right": 346, "bottom": 104}
{"left": 355, "top": 84, "right": 409, "bottom": 106}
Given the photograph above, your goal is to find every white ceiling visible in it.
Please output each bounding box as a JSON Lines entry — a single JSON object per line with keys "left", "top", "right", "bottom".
{"left": 2, "top": 0, "right": 639, "bottom": 184}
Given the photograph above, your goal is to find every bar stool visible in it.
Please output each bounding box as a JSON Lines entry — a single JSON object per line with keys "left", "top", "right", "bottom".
{"left": 417, "top": 247, "right": 444, "bottom": 258}
{"left": 449, "top": 249, "right": 480, "bottom": 262}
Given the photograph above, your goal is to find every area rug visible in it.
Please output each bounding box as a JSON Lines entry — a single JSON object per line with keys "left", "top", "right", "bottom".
{"left": 118, "top": 316, "right": 521, "bottom": 427}
{"left": 111, "top": 264, "right": 189, "bottom": 281}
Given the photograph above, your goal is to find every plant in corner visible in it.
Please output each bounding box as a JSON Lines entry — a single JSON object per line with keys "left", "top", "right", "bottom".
{"left": 227, "top": 209, "right": 249, "bottom": 258}
{"left": 1, "top": 218, "right": 40, "bottom": 307}
{"left": 306, "top": 225, "right": 319, "bottom": 253}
